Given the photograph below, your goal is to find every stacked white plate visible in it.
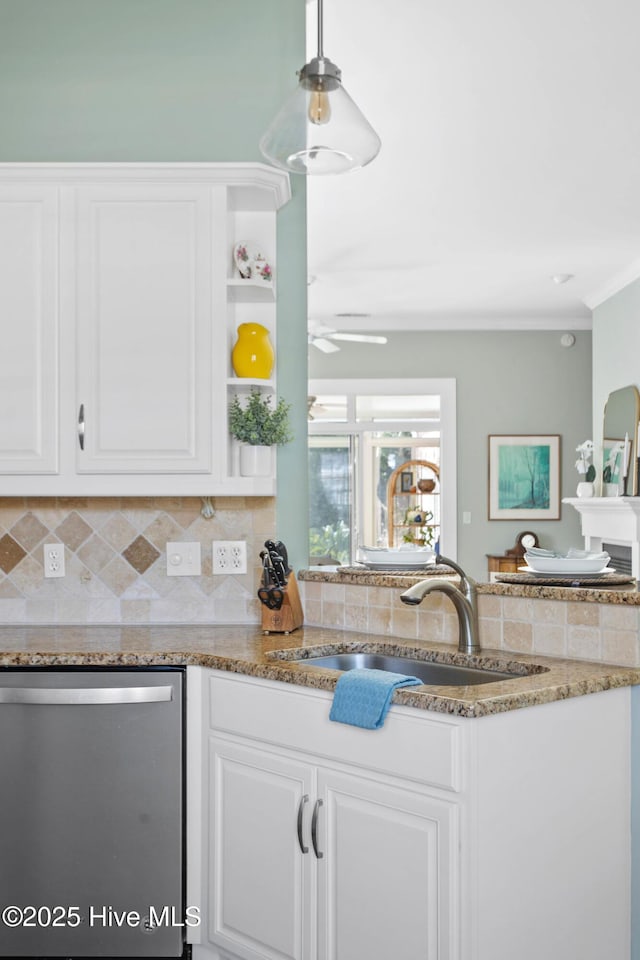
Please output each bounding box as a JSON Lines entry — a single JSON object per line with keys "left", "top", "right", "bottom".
{"left": 357, "top": 546, "right": 435, "bottom": 570}
{"left": 522, "top": 549, "right": 611, "bottom": 576}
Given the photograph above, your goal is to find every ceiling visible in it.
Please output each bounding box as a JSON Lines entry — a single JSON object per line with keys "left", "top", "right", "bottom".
{"left": 305, "top": 0, "right": 640, "bottom": 334}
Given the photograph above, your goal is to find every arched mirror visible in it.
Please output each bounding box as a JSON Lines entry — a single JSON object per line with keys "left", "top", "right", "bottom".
{"left": 602, "top": 385, "right": 640, "bottom": 495}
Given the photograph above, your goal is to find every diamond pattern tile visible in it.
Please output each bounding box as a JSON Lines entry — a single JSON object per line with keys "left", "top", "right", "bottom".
{"left": 10, "top": 512, "right": 49, "bottom": 552}
{"left": 0, "top": 497, "right": 275, "bottom": 624}
{"left": 55, "top": 512, "right": 92, "bottom": 551}
{"left": 0, "top": 534, "right": 26, "bottom": 574}
{"left": 122, "top": 535, "right": 161, "bottom": 574}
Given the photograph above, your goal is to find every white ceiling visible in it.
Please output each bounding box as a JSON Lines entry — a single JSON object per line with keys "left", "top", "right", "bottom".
{"left": 305, "top": 0, "right": 640, "bottom": 333}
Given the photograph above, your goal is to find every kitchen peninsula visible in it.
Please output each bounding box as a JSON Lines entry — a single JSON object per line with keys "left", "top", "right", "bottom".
{"left": 299, "top": 566, "right": 640, "bottom": 668}
{"left": 0, "top": 614, "right": 636, "bottom": 960}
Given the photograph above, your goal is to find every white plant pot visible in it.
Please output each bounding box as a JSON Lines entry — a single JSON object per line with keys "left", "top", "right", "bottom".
{"left": 239, "top": 443, "right": 272, "bottom": 477}
{"left": 576, "top": 481, "right": 595, "bottom": 498}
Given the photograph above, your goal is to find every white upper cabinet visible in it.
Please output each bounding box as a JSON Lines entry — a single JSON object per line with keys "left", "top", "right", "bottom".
{"left": 0, "top": 163, "right": 290, "bottom": 496}
{"left": 74, "top": 183, "right": 212, "bottom": 475}
{"left": 0, "top": 186, "right": 59, "bottom": 474}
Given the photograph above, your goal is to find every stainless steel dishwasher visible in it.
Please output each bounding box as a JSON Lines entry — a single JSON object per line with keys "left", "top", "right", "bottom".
{"left": 0, "top": 667, "right": 186, "bottom": 958}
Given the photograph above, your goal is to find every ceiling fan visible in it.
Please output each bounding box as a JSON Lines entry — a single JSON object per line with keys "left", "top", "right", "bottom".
{"left": 308, "top": 322, "right": 387, "bottom": 353}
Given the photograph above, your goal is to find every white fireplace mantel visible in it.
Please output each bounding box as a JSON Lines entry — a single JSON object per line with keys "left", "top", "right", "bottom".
{"left": 563, "top": 496, "right": 640, "bottom": 577}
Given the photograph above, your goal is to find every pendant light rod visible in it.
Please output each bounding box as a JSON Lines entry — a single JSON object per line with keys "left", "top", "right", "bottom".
{"left": 316, "top": 0, "right": 324, "bottom": 58}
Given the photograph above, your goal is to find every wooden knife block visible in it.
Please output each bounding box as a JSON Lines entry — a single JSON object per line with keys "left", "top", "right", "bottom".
{"left": 261, "top": 571, "right": 304, "bottom": 634}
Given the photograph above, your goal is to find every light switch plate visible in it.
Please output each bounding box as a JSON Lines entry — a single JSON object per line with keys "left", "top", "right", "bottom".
{"left": 167, "top": 541, "right": 201, "bottom": 576}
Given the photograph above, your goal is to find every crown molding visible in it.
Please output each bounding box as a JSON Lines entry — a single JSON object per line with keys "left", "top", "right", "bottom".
{"left": 0, "top": 162, "right": 291, "bottom": 208}
{"left": 583, "top": 256, "right": 640, "bottom": 310}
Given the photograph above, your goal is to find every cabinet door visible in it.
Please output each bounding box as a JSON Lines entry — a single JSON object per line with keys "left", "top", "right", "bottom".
{"left": 317, "top": 769, "right": 458, "bottom": 960}
{"left": 208, "top": 737, "right": 314, "bottom": 960}
{"left": 74, "top": 184, "right": 212, "bottom": 474}
{"left": 0, "top": 186, "right": 58, "bottom": 474}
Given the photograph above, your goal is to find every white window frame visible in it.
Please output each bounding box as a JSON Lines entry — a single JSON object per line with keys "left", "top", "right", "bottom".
{"left": 308, "top": 378, "right": 457, "bottom": 559}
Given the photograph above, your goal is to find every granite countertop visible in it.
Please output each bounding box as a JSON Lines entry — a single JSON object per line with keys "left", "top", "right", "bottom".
{"left": 0, "top": 623, "right": 638, "bottom": 719}
{"left": 299, "top": 567, "right": 640, "bottom": 604}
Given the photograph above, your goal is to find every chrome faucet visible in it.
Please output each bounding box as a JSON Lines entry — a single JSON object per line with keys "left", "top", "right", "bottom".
{"left": 399, "top": 554, "right": 481, "bottom": 655}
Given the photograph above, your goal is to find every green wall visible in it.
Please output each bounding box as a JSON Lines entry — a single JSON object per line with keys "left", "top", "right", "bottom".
{"left": 310, "top": 329, "right": 592, "bottom": 580}
{"left": 0, "top": 0, "right": 309, "bottom": 567}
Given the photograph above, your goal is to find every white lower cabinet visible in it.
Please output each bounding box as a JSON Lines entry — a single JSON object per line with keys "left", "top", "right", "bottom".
{"left": 205, "top": 738, "right": 455, "bottom": 960}
{"left": 316, "top": 769, "right": 455, "bottom": 960}
{"left": 187, "top": 668, "right": 632, "bottom": 960}
{"left": 209, "top": 739, "right": 314, "bottom": 960}
{"left": 189, "top": 670, "right": 460, "bottom": 960}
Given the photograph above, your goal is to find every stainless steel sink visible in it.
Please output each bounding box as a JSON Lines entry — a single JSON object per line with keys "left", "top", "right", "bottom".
{"left": 289, "top": 652, "right": 524, "bottom": 686}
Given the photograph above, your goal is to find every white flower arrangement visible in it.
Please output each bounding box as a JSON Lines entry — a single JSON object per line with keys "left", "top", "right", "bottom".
{"left": 575, "top": 440, "right": 596, "bottom": 481}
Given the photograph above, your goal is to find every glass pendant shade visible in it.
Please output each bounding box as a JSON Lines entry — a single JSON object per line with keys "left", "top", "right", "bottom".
{"left": 260, "top": 58, "right": 381, "bottom": 175}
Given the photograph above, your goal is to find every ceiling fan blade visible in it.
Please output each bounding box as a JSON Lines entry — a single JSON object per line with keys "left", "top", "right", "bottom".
{"left": 329, "top": 333, "right": 388, "bottom": 344}
{"left": 308, "top": 322, "right": 337, "bottom": 337}
{"left": 311, "top": 337, "right": 341, "bottom": 353}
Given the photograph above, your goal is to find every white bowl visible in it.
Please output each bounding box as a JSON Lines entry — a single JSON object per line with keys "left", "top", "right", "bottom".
{"left": 358, "top": 546, "right": 435, "bottom": 566}
{"left": 524, "top": 554, "right": 609, "bottom": 574}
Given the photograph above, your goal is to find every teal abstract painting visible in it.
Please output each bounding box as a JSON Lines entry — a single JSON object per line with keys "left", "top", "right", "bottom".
{"left": 489, "top": 435, "right": 560, "bottom": 520}
{"left": 498, "top": 444, "right": 550, "bottom": 510}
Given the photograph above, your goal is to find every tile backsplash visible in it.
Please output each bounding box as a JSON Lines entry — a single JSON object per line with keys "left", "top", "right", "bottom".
{"left": 0, "top": 497, "right": 274, "bottom": 624}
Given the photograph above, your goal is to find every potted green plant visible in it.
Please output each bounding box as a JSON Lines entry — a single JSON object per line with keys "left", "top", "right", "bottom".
{"left": 229, "top": 389, "right": 292, "bottom": 476}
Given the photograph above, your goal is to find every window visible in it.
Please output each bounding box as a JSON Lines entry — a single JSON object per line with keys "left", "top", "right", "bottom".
{"left": 308, "top": 379, "right": 457, "bottom": 564}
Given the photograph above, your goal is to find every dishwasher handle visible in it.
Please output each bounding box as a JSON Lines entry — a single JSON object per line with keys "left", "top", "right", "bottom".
{"left": 0, "top": 685, "right": 174, "bottom": 705}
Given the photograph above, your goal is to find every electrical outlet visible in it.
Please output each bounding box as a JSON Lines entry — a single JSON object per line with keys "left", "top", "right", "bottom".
{"left": 213, "top": 540, "right": 247, "bottom": 575}
{"left": 166, "top": 541, "right": 201, "bottom": 577}
{"left": 44, "top": 543, "right": 65, "bottom": 578}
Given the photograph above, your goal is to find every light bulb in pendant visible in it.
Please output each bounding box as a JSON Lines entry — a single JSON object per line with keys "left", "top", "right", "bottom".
{"left": 308, "top": 89, "right": 331, "bottom": 125}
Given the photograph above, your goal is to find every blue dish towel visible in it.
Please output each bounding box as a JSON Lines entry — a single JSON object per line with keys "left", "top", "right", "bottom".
{"left": 329, "top": 668, "right": 422, "bottom": 730}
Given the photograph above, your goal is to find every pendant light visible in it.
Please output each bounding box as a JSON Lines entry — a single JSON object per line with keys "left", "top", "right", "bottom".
{"left": 259, "top": 0, "right": 381, "bottom": 175}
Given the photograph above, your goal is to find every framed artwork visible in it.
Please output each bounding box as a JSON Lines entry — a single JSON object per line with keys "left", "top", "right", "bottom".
{"left": 602, "top": 437, "right": 624, "bottom": 495}
{"left": 488, "top": 435, "right": 561, "bottom": 520}
{"left": 400, "top": 470, "right": 413, "bottom": 492}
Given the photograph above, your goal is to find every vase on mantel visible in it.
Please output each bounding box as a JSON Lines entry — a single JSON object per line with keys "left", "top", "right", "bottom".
{"left": 576, "top": 481, "right": 595, "bottom": 498}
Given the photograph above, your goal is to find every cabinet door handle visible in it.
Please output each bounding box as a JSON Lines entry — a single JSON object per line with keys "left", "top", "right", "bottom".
{"left": 311, "top": 798, "right": 324, "bottom": 859}
{"left": 297, "top": 794, "right": 309, "bottom": 854}
{"left": 78, "top": 404, "right": 85, "bottom": 451}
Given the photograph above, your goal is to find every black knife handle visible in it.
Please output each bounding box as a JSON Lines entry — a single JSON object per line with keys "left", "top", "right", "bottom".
{"left": 265, "top": 541, "right": 287, "bottom": 586}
